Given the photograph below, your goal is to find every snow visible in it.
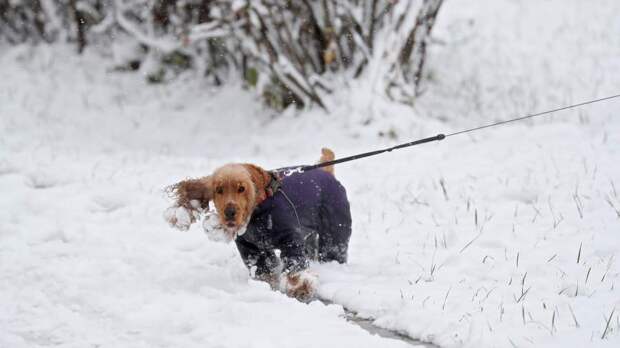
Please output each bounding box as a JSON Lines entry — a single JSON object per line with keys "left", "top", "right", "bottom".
{"left": 1, "top": 0, "right": 620, "bottom": 347}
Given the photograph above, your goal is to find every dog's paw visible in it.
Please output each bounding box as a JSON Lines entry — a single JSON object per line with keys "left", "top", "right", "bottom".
{"left": 280, "top": 270, "right": 319, "bottom": 301}
{"left": 201, "top": 210, "right": 232, "bottom": 243}
{"left": 164, "top": 203, "right": 200, "bottom": 231}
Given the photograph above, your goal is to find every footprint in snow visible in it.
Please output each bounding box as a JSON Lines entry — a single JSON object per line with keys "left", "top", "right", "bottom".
{"left": 0, "top": 160, "right": 18, "bottom": 176}
{"left": 24, "top": 171, "right": 68, "bottom": 189}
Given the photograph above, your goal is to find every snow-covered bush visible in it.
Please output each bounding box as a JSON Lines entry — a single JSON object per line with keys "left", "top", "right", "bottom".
{"left": 231, "top": 0, "right": 444, "bottom": 108}
{"left": 0, "top": 0, "right": 443, "bottom": 109}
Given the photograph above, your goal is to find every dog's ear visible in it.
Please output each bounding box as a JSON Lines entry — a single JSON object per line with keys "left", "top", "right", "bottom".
{"left": 242, "top": 164, "right": 271, "bottom": 204}
{"left": 167, "top": 176, "right": 213, "bottom": 210}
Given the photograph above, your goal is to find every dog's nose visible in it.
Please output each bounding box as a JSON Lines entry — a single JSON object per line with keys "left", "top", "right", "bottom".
{"left": 224, "top": 206, "right": 236, "bottom": 220}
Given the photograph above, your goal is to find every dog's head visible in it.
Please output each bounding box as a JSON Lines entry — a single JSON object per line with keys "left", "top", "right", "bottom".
{"left": 210, "top": 163, "right": 271, "bottom": 233}
{"left": 167, "top": 163, "right": 271, "bottom": 238}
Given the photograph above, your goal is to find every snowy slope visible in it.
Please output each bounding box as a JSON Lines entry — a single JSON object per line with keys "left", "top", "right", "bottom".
{"left": 1, "top": 0, "right": 620, "bottom": 347}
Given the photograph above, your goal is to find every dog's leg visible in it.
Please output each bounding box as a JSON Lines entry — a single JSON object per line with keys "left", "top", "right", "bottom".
{"left": 317, "top": 173, "right": 352, "bottom": 263}
{"left": 255, "top": 273, "right": 280, "bottom": 290}
{"left": 318, "top": 148, "right": 335, "bottom": 175}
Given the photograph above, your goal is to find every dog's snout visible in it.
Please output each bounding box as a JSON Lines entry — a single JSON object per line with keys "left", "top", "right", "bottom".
{"left": 224, "top": 205, "right": 237, "bottom": 220}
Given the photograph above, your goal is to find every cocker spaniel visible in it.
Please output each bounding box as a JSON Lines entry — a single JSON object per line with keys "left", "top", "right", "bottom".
{"left": 165, "top": 149, "right": 352, "bottom": 301}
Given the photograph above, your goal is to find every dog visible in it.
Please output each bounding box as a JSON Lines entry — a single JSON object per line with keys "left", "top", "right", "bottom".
{"left": 165, "top": 148, "right": 352, "bottom": 301}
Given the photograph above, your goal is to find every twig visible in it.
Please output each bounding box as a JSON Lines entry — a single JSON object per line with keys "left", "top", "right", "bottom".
{"left": 601, "top": 308, "right": 615, "bottom": 339}
{"left": 459, "top": 231, "right": 483, "bottom": 254}
{"left": 439, "top": 178, "right": 449, "bottom": 201}
{"left": 605, "top": 195, "right": 620, "bottom": 218}
{"left": 568, "top": 304, "right": 580, "bottom": 328}
{"left": 573, "top": 194, "right": 584, "bottom": 219}
{"left": 516, "top": 252, "right": 520, "bottom": 268}
{"left": 515, "top": 286, "right": 531, "bottom": 303}
{"left": 442, "top": 286, "right": 451, "bottom": 310}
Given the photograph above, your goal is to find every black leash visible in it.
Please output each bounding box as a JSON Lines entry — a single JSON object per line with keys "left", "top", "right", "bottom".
{"left": 274, "top": 93, "right": 620, "bottom": 175}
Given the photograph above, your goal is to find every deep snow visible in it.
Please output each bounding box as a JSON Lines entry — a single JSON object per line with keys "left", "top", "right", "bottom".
{"left": 2, "top": 0, "right": 620, "bottom": 347}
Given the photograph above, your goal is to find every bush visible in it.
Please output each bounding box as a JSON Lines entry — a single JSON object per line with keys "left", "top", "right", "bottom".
{"left": 0, "top": 0, "right": 444, "bottom": 110}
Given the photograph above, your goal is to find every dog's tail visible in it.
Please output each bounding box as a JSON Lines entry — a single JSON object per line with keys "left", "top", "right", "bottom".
{"left": 318, "top": 148, "right": 335, "bottom": 176}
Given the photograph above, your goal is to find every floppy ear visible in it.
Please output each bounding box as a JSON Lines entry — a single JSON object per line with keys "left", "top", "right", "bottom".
{"left": 164, "top": 176, "right": 213, "bottom": 231}
{"left": 167, "top": 176, "right": 213, "bottom": 210}
{"left": 242, "top": 164, "right": 271, "bottom": 204}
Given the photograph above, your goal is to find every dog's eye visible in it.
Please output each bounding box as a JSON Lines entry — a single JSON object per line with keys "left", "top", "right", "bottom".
{"left": 216, "top": 187, "right": 224, "bottom": 194}
{"left": 238, "top": 186, "right": 245, "bottom": 193}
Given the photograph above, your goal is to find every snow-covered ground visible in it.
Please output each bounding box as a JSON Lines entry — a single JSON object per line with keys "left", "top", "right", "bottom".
{"left": 2, "top": 0, "right": 620, "bottom": 347}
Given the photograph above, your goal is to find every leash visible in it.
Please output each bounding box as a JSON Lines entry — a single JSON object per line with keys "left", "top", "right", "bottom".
{"left": 273, "top": 93, "right": 620, "bottom": 175}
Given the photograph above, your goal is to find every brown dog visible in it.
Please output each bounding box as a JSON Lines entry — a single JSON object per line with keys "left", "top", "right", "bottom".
{"left": 165, "top": 148, "right": 350, "bottom": 301}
